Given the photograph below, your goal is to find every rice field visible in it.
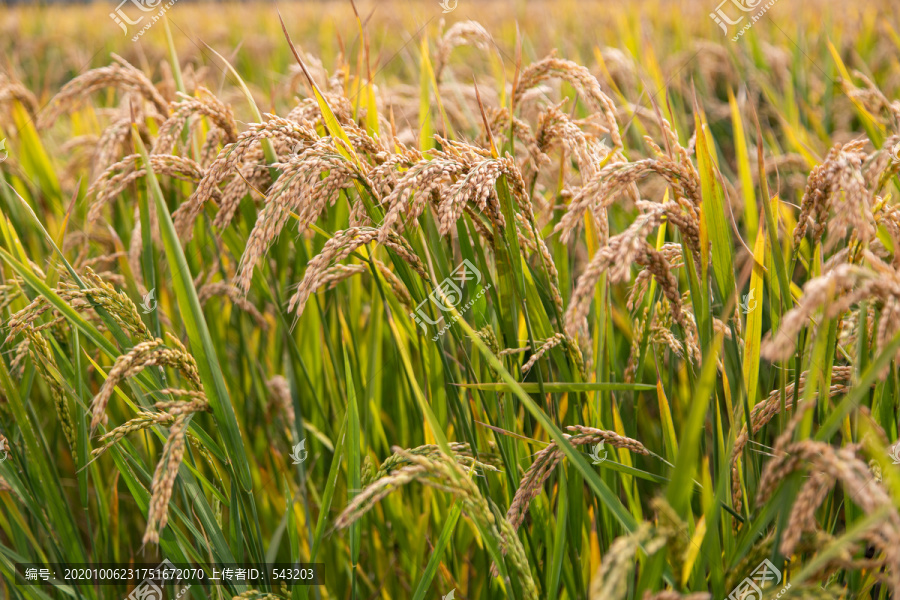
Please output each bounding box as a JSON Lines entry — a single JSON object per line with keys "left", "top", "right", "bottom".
{"left": 1, "top": 0, "right": 900, "bottom": 598}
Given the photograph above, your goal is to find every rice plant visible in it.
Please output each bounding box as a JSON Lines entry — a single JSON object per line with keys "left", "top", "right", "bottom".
{"left": 1, "top": 1, "right": 900, "bottom": 599}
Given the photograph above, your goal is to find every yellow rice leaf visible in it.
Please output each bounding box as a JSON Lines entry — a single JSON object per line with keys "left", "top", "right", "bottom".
{"left": 681, "top": 516, "right": 706, "bottom": 587}
{"left": 742, "top": 225, "right": 767, "bottom": 407}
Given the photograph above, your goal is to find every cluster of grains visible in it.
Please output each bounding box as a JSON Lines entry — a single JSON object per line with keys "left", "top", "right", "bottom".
{"left": 284, "top": 93, "right": 357, "bottom": 133}
{"left": 21, "top": 330, "right": 77, "bottom": 453}
{"left": 535, "top": 101, "right": 609, "bottom": 184}
{"left": 513, "top": 54, "right": 622, "bottom": 151}
{"left": 235, "top": 138, "right": 371, "bottom": 292}
{"left": 437, "top": 156, "right": 514, "bottom": 235}
{"left": 497, "top": 344, "right": 531, "bottom": 356}
{"left": 520, "top": 333, "right": 582, "bottom": 376}
{"left": 516, "top": 57, "right": 650, "bottom": 246}
{"left": 0, "top": 280, "right": 22, "bottom": 313}
{"left": 638, "top": 298, "right": 700, "bottom": 365}
{"left": 841, "top": 71, "right": 900, "bottom": 124}
{"left": 363, "top": 442, "right": 497, "bottom": 486}
{"left": 90, "top": 114, "right": 150, "bottom": 180}
{"left": 555, "top": 147, "right": 700, "bottom": 245}
{"left": 565, "top": 204, "right": 687, "bottom": 339}
{"left": 482, "top": 106, "right": 546, "bottom": 174}
{"left": 92, "top": 391, "right": 210, "bottom": 458}
{"left": 378, "top": 149, "right": 476, "bottom": 241}
{"left": 602, "top": 497, "right": 715, "bottom": 597}
{"left": 211, "top": 161, "right": 274, "bottom": 233}
{"left": 874, "top": 198, "right": 900, "bottom": 269}
{"left": 197, "top": 282, "right": 268, "bottom": 330}
{"left": 760, "top": 438, "right": 900, "bottom": 594}
{"left": 435, "top": 20, "right": 493, "bottom": 82}
{"left": 87, "top": 154, "right": 208, "bottom": 224}
{"left": 588, "top": 524, "right": 668, "bottom": 599}
{"left": 152, "top": 87, "right": 238, "bottom": 156}
{"left": 39, "top": 54, "right": 169, "bottom": 129}
{"left": 729, "top": 366, "right": 853, "bottom": 512}
{"left": 285, "top": 227, "right": 427, "bottom": 318}
{"left": 173, "top": 115, "right": 317, "bottom": 240}
{"left": 89, "top": 334, "right": 201, "bottom": 430}
{"left": 871, "top": 136, "right": 900, "bottom": 196}
{"left": 590, "top": 499, "right": 710, "bottom": 600}
{"left": 313, "top": 259, "right": 414, "bottom": 308}
{"left": 506, "top": 425, "right": 650, "bottom": 531}
{"left": 753, "top": 405, "right": 900, "bottom": 595}
{"left": 266, "top": 375, "right": 296, "bottom": 441}
{"left": 475, "top": 325, "right": 502, "bottom": 355}
{"left": 761, "top": 253, "right": 900, "bottom": 368}
{"left": 367, "top": 145, "right": 421, "bottom": 198}
{"left": 627, "top": 243, "right": 686, "bottom": 310}
{"left": 5, "top": 268, "right": 152, "bottom": 347}
{"left": 318, "top": 263, "right": 367, "bottom": 290}
{"left": 142, "top": 414, "right": 190, "bottom": 544}
{"left": 335, "top": 447, "right": 537, "bottom": 597}
{"left": 0, "top": 73, "right": 39, "bottom": 116}
{"left": 793, "top": 141, "right": 874, "bottom": 248}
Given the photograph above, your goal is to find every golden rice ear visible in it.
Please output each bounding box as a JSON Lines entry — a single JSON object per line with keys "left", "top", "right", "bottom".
{"left": 507, "top": 425, "right": 650, "bottom": 533}
{"left": 176, "top": 116, "right": 317, "bottom": 242}
{"left": 92, "top": 391, "right": 208, "bottom": 459}
{"left": 284, "top": 227, "right": 427, "bottom": 319}
{"left": 88, "top": 337, "right": 201, "bottom": 431}
{"left": 334, "top": 448, "right": 536, "bottom": 596}
{"left": 233, "top": 137, "right": 367, "bottom": 294}
{"left": 87, "top": 154, "right": 207, "bottom": 225}
{"left": 729, "top": 366, "right": 856, "bottom": 512}
{"left": 0, "top": 73, "right": 39, "bottom": 118}
{"left": 435, "top": 21, "right": 493, "bottom": 82}
{"left": 197, "top": 281, "right": 268, "bottom": 330}
{"left": 514, "top": 55, "right": 622, "bottom": 151}
{"left": 565, "top": 204, "right": 688, "bottom": 340}
{"left": 39, "top": 54, "right": 170, "bottom": 130}
{"left": 5, "top": 267, "right": 153, "bottom": 347}
{"left": 152, "top": 87, "right": 237, "bottom": 156}
{"left": 755, "top": 438, "right": 900, "bottom": 578}
{"left": 143, "top": 414, "right": 190, "bottom": 545}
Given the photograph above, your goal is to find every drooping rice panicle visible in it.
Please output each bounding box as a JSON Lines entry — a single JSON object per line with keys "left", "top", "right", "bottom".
{"left": 39, "top": 53, "right": 169, "bottom": 128}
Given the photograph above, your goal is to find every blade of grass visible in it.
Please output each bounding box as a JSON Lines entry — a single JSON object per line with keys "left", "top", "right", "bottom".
{"left": 132, "top": 127, "right": 252, "bottom": 491}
